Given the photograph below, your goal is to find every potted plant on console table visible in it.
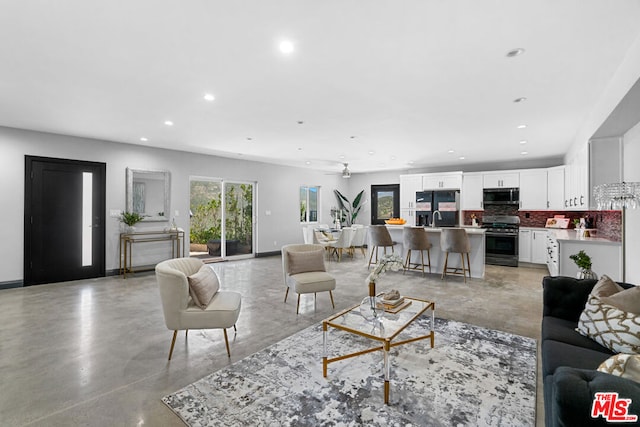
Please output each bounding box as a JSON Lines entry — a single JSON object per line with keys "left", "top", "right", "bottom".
{"left": 120, "top": 211, "right": 145, "bottom": 233}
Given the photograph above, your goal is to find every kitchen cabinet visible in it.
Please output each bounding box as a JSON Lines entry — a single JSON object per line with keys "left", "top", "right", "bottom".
{"left": 546, "top": 233, "right": 559, "bottom": 276}
{"left": 519, "top": 169, "right": 547, "bottom": 210}
{"left": 519, "top": 228, "right": 548, "bottom": 264}
{"left": 564, "top": 145, "right": 589, "bottom": 210}
{"left": 483, "top": 172, "right": 519, "bottom": 189}
{"left": 546, "top": 166, "right": 565, "bottom": 210}
{"left": 461, "top": 173, "right": 483, "bottom": 210}
{"left": 518, "top": 229, "right": 532, "bottom": 262}
{"left": 400, "top": 174, "right": 422, "bottom": 210}
{"left": 422, "top": 172, "right": 462, "bottom": 190}
{"left": 532, "top": 230, "right": 548, "bottom": 264}
{"left": 400, "top": 208, "right": 416, "bottom": 225}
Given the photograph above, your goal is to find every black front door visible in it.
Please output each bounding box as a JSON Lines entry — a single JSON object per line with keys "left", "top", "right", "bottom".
{"left": 24, "top": 156, "right": 106, "bottom": 286}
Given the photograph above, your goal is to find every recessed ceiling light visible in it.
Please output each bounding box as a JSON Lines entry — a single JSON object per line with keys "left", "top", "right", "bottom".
{"left": 279, "top": 40, "right": 294, "bottom": 54}
{"left": 339, "top": 155, "right": 345, "bottom": 159}
{"left": 506, "top": 48, "right": 525, "bottom": 58}
{"left": 140, "top": 137, "right": 148, "bottom": 142}
{"left": 203, "top": 93, "right": 215, "bottom": 102}
{"left": 408, "top": 161, "right": 415, "bottom": 165}
{"left": 447, "top": 149, "right": 455, "bottom": 154}
{"left": 517, "top": 124, "right": 527, "bottom": 129}
{"left": 164, "top": 120, "right": 174, "bottom": 126}
{"left": 520, "top": 140, "right": 527, "bottom": 144}
{"left": 305, "top": 161, "right": 311, "bottom": 165}
{"left": 521, "top": 151, "right": 528, "bottom": 155}
{"left": 390, "top": 156, "right": 396, "bottom": 160}
{"left": 368, "top": 151, "right": 375, "bottom": 155}
{"left": 513, "top": 97, "right": 527, "bottom": 103}
{"left": 459, "top": 156, "right": 466, "bottom": 160}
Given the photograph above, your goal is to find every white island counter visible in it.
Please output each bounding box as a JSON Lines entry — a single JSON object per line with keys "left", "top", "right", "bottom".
{"left": 375, "top": 225, "right": 486, "bottom": 279}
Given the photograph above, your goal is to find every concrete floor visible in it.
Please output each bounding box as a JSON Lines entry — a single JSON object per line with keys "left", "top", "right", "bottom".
{"left": 0, "top": 254, "right": 548, "bottom": 426}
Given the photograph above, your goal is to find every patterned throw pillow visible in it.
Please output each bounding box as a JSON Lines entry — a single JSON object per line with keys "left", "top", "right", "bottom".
{"left": 576, "top": 296, "right": 640, "bottom": 354}
{"left": 598, "top": 354, "right": 640, "bottom": 383}
{"left": 187, "top": 265, "right": 220, "bottom": 309}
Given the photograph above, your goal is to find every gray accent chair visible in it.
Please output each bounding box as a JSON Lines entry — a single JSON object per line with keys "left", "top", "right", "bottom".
{"left": 367, "top": 225, "right": 395, "bottom": 268}
{"left": 282, "top": 244, "right": 336, "bottom": 314}
{"left": 440, "top": 228, "right": 471, "bottom": 282}
{"left": 403, "top": 226, "right": 432, "bottom": 275}
{"left": 156, "top": 258, "right": 241, "bottom": 359}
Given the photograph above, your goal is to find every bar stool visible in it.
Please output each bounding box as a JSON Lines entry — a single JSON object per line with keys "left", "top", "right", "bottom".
{"left": 367, "top": 225, "right": 395, "bottom": 268}
{"left": 403, "top": 227, "right": 432, "bottom": 276}
{"left": 440, "top": 228, "right": 471, "bottom": 283}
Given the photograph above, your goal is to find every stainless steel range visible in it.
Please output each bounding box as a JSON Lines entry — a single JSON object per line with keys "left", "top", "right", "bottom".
{"left": 482, "top": 215, "right": 520, "bottom": 267}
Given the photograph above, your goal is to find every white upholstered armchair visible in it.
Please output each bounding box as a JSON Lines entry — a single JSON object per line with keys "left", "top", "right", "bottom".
{"left": 282, "top": 244, "right": 336, "bottom": 314}
{"left": 156, "top": 257, "right": 241, "bottom": 359}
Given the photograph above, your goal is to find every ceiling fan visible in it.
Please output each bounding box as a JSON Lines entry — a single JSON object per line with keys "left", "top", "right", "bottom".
{"left": 341, "top": 163, "right": 351, "bottom": 178}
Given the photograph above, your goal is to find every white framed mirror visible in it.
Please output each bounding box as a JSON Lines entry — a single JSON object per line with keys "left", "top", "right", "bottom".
{"left": 126, "top": 168, "right": 170, "bottom": 222}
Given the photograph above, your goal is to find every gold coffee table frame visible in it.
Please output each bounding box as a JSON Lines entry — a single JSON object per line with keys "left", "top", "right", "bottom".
{"left": 322, "top": 296, "right": 435, "bottom": 404}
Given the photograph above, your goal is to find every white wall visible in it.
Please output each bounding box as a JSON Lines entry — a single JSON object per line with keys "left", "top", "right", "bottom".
{"left": 623, "top": 120, "right": 640, "bottom": 283}
{"left": 0, "top": 126, "right": 348, "bottom": 283}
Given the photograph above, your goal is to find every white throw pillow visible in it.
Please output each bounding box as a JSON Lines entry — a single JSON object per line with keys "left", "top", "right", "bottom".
{"left": 576, "top": 296, "right": 640, "bottom": 354}
{"left": 187, "top": 265, "right": 220, "bottom": 309}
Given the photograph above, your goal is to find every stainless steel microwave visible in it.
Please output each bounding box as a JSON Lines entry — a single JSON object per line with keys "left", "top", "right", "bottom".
{"left": 482, "top": 188, "right": 519, "bottom": 205}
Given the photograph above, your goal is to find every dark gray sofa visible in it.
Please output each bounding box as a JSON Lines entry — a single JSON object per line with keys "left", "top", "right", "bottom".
{"left": 542, "top": 276, "right": 640, "bottom": 426}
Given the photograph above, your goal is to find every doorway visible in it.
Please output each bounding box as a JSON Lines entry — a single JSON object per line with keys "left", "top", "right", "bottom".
{"left": 24, "top": 156, "right": 106, "bottom": 285}
{"left": 189, "top": 178, "right": 254, "bottom": 260}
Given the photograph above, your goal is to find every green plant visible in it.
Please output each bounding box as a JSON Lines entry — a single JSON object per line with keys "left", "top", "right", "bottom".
{"left": 120, "top": 211, "right": 145, "bottom": 226}
{"left": 570, "top": 250, "right": 592, "bottom": 270}
{"left": 334, "top": 189, "right": 365, "bottom": 226}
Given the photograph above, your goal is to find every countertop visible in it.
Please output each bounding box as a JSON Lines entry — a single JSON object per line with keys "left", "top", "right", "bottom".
{"left": 546, "top": 229, "right": 621, "bottom": 245}
{"left": 385, "top": 224, "right": 486, "bottom": 234}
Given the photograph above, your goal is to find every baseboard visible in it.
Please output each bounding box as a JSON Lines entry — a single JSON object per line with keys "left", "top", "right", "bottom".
{"left": 0, "top": 280, "right": 23, "bottom": 289}
{"left": 255, "top": 251, "right": 281, "bottom": 258}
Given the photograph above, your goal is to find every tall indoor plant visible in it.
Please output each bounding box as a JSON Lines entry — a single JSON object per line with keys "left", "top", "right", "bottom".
{"left": 334, "top": 189, "right": 365, "bottom": 227}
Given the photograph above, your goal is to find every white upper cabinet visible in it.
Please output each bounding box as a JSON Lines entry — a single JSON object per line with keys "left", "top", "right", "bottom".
{"left": 483, "top": 172, "right": 519, "bottom": 188}
{"left": 461, "top": 173, "right": 483, "bottom": 210}
{"left": 400, "top": 174, "right": 423, "bottom": 209}
{"left": 564, "top": 144, "right": 589, "bottom": 210}
{"left": 546, "top": 166, "right": 565, "bottom": 210}
{"left": 422, "top": 172, "right": 462, "bottom": 190}
{"left": 519, "top": 169, "right": 548, "bottom": 210}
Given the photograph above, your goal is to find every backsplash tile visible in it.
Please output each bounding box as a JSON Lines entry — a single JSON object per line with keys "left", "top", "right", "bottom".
{"left": 462, "top": 209, "right": 621, "bottom": 241}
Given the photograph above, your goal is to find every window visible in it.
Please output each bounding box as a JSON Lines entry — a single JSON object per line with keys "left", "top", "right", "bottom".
{"left": 371, "top": 184, "right": 399, "bottom": 224}
{"left": 300, "top": 186, "right": 319, "bottom": 223}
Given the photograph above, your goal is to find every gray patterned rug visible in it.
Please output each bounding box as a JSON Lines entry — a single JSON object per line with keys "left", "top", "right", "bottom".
{"left": 162, "top": 317, "right": 537, "bottom": 426}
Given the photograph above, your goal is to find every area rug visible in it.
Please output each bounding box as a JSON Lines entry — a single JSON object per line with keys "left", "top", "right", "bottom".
{"left": 162, "top": 317, "right": 537, "bottom": 426}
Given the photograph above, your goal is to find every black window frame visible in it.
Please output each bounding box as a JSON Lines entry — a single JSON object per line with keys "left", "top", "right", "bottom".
{"left": 370, "top": 184, "right": 400, "bottom": 225}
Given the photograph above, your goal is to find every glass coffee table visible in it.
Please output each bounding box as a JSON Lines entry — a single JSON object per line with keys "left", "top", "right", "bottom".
{"left": 322, "top": 296, "right": 435, "bottom": 404}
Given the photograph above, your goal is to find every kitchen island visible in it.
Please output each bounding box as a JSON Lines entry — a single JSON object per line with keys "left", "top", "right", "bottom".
{"left": 546, "top": 229, "right": 622, "bottom": 281}
{"left": 377, "top": 225, "right": 486, "bottom": 279}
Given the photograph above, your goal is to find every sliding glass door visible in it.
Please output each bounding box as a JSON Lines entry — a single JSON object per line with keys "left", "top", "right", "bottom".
{"left": 189, "top": 177, "right": 254, "bottom": 259}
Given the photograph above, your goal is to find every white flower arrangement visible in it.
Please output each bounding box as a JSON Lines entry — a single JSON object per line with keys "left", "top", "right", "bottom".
{"left": 366, "top": 253, "right": 404, "bottom": 283}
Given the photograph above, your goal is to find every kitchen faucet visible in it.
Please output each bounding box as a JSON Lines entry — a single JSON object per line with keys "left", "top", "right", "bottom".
{"left": 431, "top": 210, "right": 442, "bottom": 228}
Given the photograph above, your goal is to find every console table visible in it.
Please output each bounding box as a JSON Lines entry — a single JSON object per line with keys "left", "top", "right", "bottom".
{"left": 119, "top": 229, "right": 185, "bottom": 278}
